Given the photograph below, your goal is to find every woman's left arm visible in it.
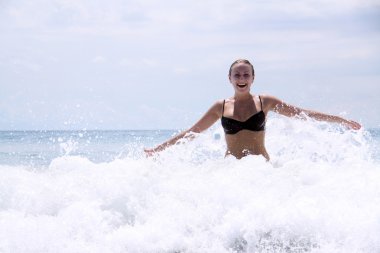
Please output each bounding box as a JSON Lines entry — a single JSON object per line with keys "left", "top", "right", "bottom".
{"left": 262, "top": 95, "right": 361, "bottom": 130}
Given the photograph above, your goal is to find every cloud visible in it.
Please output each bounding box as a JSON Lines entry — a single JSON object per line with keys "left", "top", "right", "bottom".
{"left": 1, "top": 0, "right": 379, "bottom": 129}
{"left": 1, "top": 0, "right": 378, "bottom": 33}
{"left": 173, "top": 67, "right": 190, "bottom": 75}
{"left": 92, "top": 56, "right": 106, "bottom": 63}
{"left": 11, "top": 58, "right": 43, "bottom": 72}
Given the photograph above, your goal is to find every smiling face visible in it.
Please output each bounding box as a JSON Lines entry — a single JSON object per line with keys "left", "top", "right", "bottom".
{"left": 229, "top": 62, "right": 255, "bottom": 93}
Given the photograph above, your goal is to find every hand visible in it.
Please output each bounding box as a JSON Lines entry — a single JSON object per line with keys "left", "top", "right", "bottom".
{"left": 143, "top": 148, "right": 156, "bottom": 157}
{"left": 343, "top": 120, "right": 361, "bottom": 130}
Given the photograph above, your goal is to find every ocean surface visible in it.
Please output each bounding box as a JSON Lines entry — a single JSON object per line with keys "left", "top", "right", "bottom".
{"left": 1, "top": 117, "right": 380, "bottom": 253}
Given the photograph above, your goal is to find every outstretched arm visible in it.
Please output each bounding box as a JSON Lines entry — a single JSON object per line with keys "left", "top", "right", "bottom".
{"left": 144, "top": 100, "right": 224, "bottom": 156}
{"left": 262, "top": 95, "right": 361, "bottom": 130}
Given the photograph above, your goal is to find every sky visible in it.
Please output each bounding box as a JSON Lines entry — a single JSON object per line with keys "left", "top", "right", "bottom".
{"left": 0, "top": 0, "right": 379, "bottom": 130}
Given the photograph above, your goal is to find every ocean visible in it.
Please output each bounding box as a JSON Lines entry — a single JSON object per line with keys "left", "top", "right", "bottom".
{"left": 1, "top": 117, "right": 380, "bottom": 253}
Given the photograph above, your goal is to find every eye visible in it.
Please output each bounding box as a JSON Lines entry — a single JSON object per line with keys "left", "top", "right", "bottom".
{"left": 234, "top": 74, "right": 240, "bottom": 78}
{"left": 243, "top": 74, "right": 250, "bottom": 78}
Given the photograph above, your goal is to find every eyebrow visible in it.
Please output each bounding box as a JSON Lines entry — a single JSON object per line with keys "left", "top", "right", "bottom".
{"left": 233, "top": 71, "right": 250, "bottom": 74}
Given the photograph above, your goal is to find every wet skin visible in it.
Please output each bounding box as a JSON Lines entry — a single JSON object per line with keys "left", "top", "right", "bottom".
{"left": 144, "top": 61, "right": 361, "bottom": 160}
{"left": 222, "top": 95, "right": 269, "bottom": 160}
{"left": 225, "top": 130, "right": 269, "bottom": 160}
{"left": 223, "top": 63, "right": 270, "bottom": 159}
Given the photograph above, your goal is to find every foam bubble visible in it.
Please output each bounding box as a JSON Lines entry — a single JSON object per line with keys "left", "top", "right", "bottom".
{"left": 0, "top": 118, "right": 379, "bottom": 252}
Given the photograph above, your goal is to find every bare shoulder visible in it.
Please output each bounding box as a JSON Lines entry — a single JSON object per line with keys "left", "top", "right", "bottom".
{"left": 208, "top": 99, "right": 225, "bottom": 117}
{"left": 258, "top": 94, "right": 283, "bottom": 111}
{"left": 212, "top": 99, "right": 225, "bottom": 109}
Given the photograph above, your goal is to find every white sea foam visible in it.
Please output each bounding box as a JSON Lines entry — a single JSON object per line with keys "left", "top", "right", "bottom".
{"left": 0, "top": 117, "right": 379, "bottom": 252}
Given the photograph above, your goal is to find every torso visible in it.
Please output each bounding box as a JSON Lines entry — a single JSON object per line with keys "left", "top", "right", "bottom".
{"left": 225, "top": 130, "right": 269, "bottom": 160}
{"left": 220, "top": 95, "right": 270, "bottom": 160}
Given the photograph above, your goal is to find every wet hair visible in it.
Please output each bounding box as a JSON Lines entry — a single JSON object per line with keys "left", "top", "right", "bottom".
{"left": 229, "top": 59, "right": 255, "bottom": 77}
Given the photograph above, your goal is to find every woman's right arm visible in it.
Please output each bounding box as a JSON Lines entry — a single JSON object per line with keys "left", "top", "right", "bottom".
{"left": 144, "top": 100, "right": 224, "bottom": 156}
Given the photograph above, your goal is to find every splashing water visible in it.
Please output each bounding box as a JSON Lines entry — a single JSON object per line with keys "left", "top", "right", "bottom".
{"left": 0, "top": 117, "right": 379, "bottom": 253}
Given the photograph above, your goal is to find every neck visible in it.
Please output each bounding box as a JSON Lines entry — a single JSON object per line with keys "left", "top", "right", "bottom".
{"left": 234, "top": 92, "right": 252, "bottom": 101}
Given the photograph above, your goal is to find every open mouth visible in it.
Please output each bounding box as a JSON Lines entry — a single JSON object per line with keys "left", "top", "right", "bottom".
{"left": 237, "top": 83, "right": 247, "bottom": 88}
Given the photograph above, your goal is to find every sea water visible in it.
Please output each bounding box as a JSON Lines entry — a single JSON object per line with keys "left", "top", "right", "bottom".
{"left": 0, "top": 116, "right": 380, "bottom": 253}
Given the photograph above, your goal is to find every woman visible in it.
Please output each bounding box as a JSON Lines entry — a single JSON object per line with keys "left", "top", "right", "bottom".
{"left": 144, "top": 59, "right": 361, "bottom": 160}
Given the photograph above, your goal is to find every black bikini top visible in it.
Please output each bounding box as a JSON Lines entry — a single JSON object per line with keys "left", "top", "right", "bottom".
{"left": 221, "top": 96, "right": 266, "bottom": 134}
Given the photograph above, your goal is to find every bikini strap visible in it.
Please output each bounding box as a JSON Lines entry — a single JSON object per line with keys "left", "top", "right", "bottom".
{"left": 259, "top": 95, "right": 263, "bottom": 110}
